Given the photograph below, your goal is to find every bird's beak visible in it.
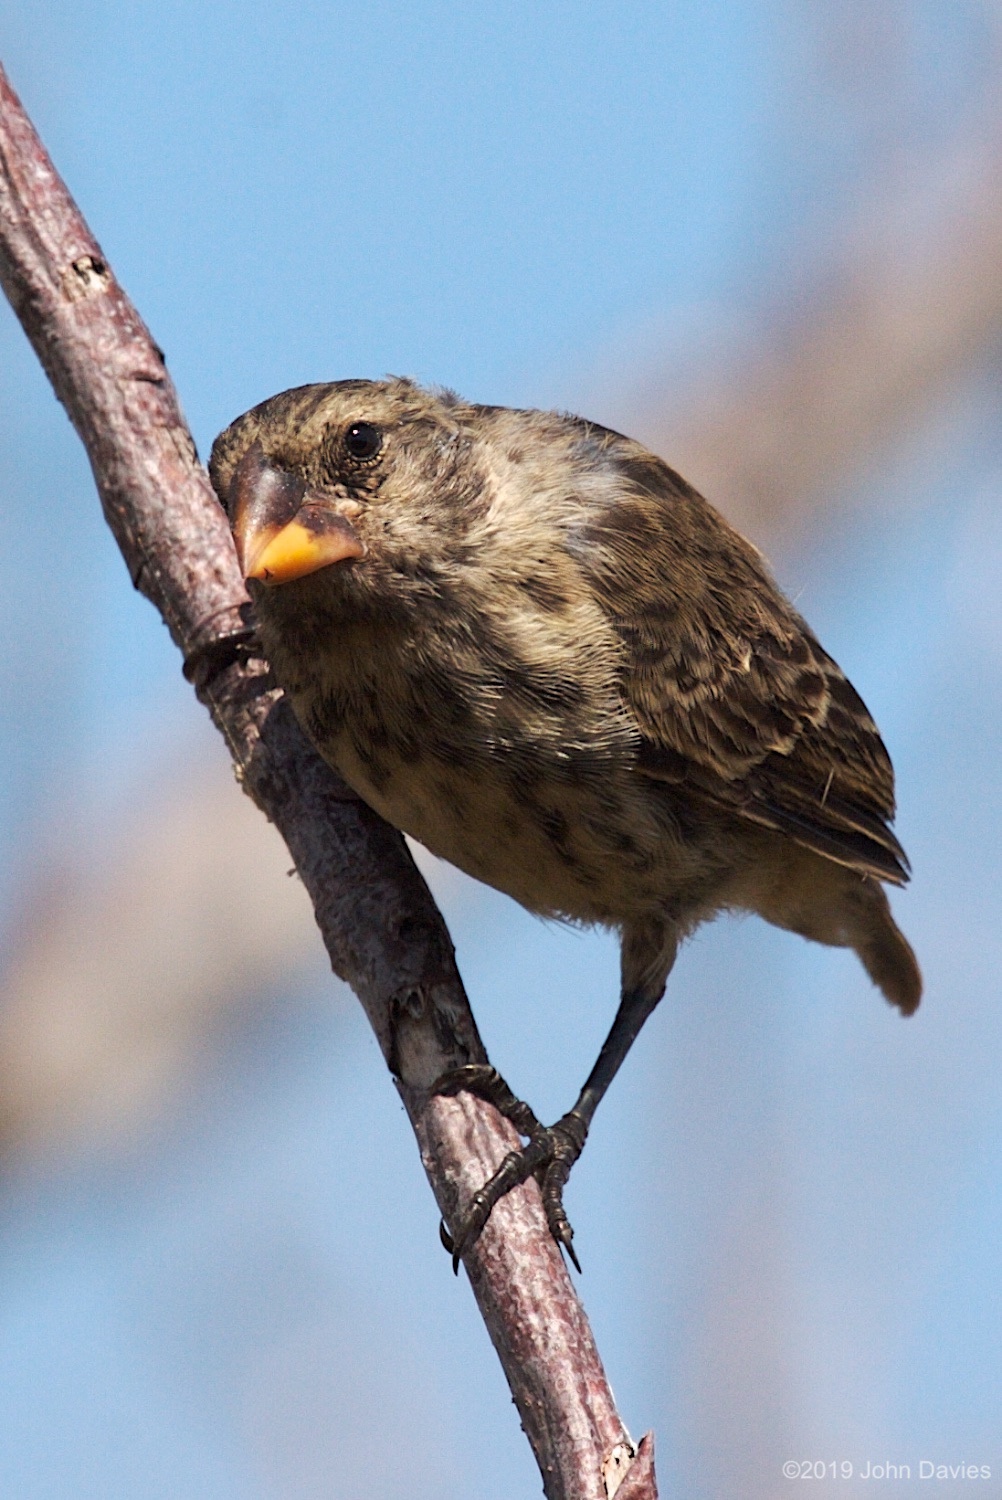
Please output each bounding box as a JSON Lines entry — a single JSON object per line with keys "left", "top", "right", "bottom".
{"left": 227, "top": 441, "right": 364, "bottom": 585}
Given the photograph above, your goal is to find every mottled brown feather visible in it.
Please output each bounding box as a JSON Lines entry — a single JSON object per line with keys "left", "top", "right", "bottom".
{"left": 210, "top": 378, "right": 918, "bottom": 1018}
{"left": 570, "top": 432, "right": 909, "bottom": 884}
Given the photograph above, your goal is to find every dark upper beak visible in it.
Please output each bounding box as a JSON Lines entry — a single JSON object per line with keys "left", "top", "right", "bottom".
{"left": 227, "top": 442, "right": 364, "bottom": 585}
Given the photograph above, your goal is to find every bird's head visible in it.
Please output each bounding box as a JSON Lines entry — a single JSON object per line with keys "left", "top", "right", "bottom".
{"left": 209, "top": 377, "right": 493, "bottom": 622}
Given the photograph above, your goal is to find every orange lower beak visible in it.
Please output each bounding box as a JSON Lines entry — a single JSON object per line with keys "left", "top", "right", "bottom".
{"left": 228, "top": 443, "right": 364, "bottom": 585}
{"left": 245, "top": 505, "right": 365, "bottom": 584}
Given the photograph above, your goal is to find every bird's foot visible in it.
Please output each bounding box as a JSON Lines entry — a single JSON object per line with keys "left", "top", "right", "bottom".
{"left": 432, "top": 1064, "right": 588, "bottom": 1273}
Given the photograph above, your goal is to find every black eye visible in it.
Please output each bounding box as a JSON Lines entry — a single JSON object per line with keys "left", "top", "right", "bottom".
{"left": 344, "top": 421, "right": 382, "bottom": 461}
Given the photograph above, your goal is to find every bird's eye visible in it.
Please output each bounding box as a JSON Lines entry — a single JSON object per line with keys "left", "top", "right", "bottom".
{"left": 344, "top": 421, "right": 382, "bottom": 461}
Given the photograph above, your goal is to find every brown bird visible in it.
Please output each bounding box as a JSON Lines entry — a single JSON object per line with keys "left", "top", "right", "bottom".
{"left": 210, "top": 378, "right": 921, "bottom": 1269}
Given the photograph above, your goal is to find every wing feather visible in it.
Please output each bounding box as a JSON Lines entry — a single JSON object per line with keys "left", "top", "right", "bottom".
{"left": 570, "top": 432, "right": 909, "bottom": 884}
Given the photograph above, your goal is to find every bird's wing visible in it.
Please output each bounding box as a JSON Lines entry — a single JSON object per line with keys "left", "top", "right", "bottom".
{"left": 570, "top": 438, "right": 909, "bottom": 884}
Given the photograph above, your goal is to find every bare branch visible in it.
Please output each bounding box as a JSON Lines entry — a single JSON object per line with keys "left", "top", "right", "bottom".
{"left": 0, "top": 62, "right": 654, "bottom": 1499}
{"left": 9, "top": 79, "right": 1001, "bottom": 1174}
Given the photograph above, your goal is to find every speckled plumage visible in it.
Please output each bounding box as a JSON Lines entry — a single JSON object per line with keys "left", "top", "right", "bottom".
{"left": 211, "top": 376, "right": 919, "bottom": 1016}
{"left": 210, "top": 377, "right": 921, "bottom": 1259}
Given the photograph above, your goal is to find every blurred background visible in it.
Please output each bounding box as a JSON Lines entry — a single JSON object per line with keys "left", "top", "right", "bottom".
{"left": 1, "top": 3, "right": 1000, "bottom": 1496}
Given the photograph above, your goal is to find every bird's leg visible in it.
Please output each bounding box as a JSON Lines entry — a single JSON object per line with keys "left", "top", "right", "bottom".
{"left": 434, "top": 984, "right": 664, "bottom": 1272}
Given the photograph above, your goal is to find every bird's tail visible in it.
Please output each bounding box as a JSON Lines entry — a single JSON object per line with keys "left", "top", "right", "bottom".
{"left": 745, "top": 844, "right": 922, "bottom": 1015}
{"left": 852, "top": 882, "right": 922, "bottom": 1016}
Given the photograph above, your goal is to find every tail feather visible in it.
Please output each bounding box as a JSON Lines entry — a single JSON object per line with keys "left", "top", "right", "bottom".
{"left": 746, "top": 845, "right": 922, "bottom": 1015}
{"left": 855, "top": 889, "right": 922, "bottom": 1015}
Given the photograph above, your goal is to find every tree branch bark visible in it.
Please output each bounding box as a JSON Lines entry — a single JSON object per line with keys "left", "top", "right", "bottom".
{"left": 0, "top": 61, "right": 656, "bottom": 1499}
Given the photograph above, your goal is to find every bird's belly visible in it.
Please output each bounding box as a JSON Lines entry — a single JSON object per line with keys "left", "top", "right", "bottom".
{"left": 325, "top": 729, "right": 669, "bottom": 925}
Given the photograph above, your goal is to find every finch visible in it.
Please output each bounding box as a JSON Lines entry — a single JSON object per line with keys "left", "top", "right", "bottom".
{"left": 210, "top": 377, "right": 920, "bottom": 1268}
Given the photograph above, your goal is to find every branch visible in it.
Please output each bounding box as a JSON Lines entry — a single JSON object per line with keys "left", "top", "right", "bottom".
{"left": 9, "top": 107, "right": 999, "bottom": 1177}
{"left": 0, "top": 62, "right": 655, "bottom": 1500}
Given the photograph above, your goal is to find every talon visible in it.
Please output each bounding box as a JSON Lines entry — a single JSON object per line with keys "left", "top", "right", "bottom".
{"left": 433, "top": 1063, "right": 498, "bottom": 1098}
{"left": 429, "top": 1067, "right": 592, "bottom": 1263}
{"left": 433, "top": 1064, "right": 515, "bottom": 1106}
{"left": 430, "top": 1065, "right": 592, "bottom": 1264}
{"left": 431, "top": 1064, "right": 543, "bottom": 1140}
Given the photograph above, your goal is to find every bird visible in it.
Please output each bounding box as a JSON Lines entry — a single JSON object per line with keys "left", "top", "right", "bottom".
{"left": 209, "top": 376, "right": 921, "bottom": 1270}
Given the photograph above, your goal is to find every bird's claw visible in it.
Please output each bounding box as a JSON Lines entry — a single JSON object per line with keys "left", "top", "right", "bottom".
{"left": 434, "top": 1064, "right": 544, "bottom": 1138}
{"left": 433, "top": 1065, "right": 587, "bottom": 1273}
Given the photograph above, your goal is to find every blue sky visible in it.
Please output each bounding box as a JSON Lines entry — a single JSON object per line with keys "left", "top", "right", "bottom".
{"left": 1, "top": 3, "right": 1000, "bottom": 1497}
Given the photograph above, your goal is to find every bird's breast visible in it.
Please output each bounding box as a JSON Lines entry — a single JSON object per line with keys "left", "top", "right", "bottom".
{"left": 282, "top": 635, "right": 687, "bottom": 925}
{"left": 327, "top": 719, "right": 671, "bottom": 924}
